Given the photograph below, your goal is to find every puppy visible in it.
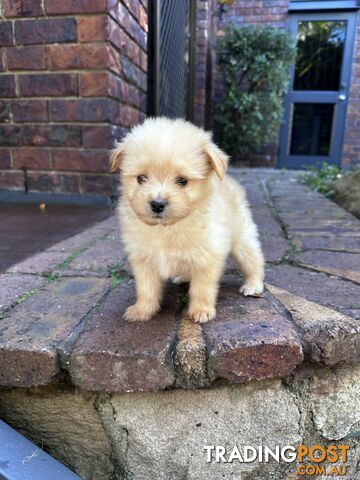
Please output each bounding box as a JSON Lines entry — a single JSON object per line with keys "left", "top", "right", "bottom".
{"left": 110, "top": 117, "right": 264, "bottom": 324}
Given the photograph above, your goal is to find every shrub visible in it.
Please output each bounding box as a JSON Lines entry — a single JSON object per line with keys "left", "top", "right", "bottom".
{"left": 300, "top": 162, "right": 341, "bottom": 196}
{"left": 216, "top": 24, "right": 295, "bottom": 159}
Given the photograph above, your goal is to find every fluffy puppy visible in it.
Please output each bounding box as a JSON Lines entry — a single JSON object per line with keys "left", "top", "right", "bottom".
{"left": 110, "top": 117, "right": 264, "bottom": 323}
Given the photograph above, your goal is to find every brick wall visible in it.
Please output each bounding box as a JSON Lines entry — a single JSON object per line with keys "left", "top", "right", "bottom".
{"left": 343, "top": 13, "right": 360, "bottom": 169}
{"left": 0, "top": 0, "right": 148, "bottom": 197}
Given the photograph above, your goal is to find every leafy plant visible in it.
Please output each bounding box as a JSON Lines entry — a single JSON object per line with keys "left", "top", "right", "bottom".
{"left": 300, "top": 162, "right": 342, "bottom": 196}
{"left": 216, "top": 24, "right": 295, "bottom": 159}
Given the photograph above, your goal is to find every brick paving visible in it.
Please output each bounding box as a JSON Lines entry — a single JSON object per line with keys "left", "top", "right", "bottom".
{"left": 1, "top": 169, "right": 359, "bottom": 392}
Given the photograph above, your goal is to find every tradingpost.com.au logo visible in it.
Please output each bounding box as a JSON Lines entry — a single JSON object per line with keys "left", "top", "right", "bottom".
{"left": 204, "top": 444, "right": 350, "bottom": 476}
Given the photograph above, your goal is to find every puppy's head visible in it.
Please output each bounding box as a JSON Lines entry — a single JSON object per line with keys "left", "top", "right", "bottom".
{"left": 110, "top": 117, "right": 229, "bottom": 226}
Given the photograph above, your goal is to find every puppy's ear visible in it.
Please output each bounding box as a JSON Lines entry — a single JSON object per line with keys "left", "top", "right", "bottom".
{"left": 204, "top": 141, "right": 229, "bottom": 181}
{"left": 110, "top": 142, "right": 124, "bottom": 172}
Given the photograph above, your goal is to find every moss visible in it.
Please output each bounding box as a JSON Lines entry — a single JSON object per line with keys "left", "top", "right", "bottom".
{"left": 109, "top": 264, "right": 133, "bottom": 289}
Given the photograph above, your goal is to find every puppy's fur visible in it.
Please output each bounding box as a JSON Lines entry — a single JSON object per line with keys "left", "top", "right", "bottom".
{"left": 111, "top": 117, "right": 264, "bottom": 323}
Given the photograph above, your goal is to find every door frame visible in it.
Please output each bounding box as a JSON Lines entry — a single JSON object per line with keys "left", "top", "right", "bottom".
{"left": 277, "top": 10, "right": 357, "bottom": 169}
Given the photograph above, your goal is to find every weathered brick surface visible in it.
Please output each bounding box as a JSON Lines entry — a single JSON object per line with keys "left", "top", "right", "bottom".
{"left": 22, "top": 125, "right": 82, "bottom": 147}
{"left": 267, "top": 283, "right": 360, "bottom": 366}
{"left": 3, "top": 0, "right": 43, "bottom": 17}
{"left": 0, "top": 101, "right": 10, "bottom": 123}
{"left": 69, "top": 283, "right": 177, "bottom": 392}
{"left": 1, "top": 0, "right": 147, "bottom": 195}
{"left": 11, "top": 100, "right": 48, "bottom": 122}
{"left": 13, "top": 148, "right": 51, "bottom": 169}
{"left": 7, "top": 46, "right": 47, "bottom": 70}
{"left": 0, "top": 170, "right": 359, "bottom": 392}
{"left": 295, "top": 250, "right": 360, "bottom": 284}
{"left": 0, "top": 273, "right": 45, "bottom": 312}
{"left": 203, "top": 276, "right": 303, "bottom": 383}
{"left": 0, "top": 76, "right": 16, "bottom": 97}
{"left": 0, "top": 21, "right": 14, "bottom": 46}
{"left": 0, "top": 149, "right": 11, "bottom": 169}
{"left": 45, "top": 0, "right": 109, "bottom": 15}
{"left": 0, "top": 171, "right": 24, "bottom": 189}
{"left": 53, "top": 150, "right": 110, "bottom": 172}
{"left": 15, "top": 18, "right": 77, "bottom": 45}
{"left": 19, "top": 73, "right": 79, "bottom": 97}
{"left": 0, "top": 277, "right": 110, "bottom": 387}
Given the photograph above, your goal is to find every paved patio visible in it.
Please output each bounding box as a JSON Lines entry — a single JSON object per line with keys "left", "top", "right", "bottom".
{"left": 1, "top": 169, "right": 359, "bottom": 392}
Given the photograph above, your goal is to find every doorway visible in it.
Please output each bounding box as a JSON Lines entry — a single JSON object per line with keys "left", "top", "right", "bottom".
{"left": 278, "top": 11, "right": 357, "bottom": 168}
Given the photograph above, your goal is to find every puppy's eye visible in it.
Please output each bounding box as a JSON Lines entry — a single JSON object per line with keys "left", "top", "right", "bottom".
{"left": 175, "top": 177, "right": 188, "bottom": 187}
{"left": 137, "top": 175, "right": 148, "bottom": 184}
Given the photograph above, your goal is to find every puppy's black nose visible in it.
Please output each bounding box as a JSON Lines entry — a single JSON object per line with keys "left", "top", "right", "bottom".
{"left": 150, "top": 200, "right": 167, "bottom": 214}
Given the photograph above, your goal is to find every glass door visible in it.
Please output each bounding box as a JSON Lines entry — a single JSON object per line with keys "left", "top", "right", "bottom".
{"left": 278, "top": 11, "right": 357, "bottom": 169}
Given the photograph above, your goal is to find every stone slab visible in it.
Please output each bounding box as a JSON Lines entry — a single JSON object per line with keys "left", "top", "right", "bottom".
{"left": 295, "top": 250, "right": 360, "bottom": 283}
{"left": 0, "top": 273, "right": 45, "bottom": 312}
{"left": 69, "top": 282, "right": 178, "bottom": 392}
{"left": 202, "top": 276, "right": 303, "bottom": 384}
{"left": 309, "top": 364, "right": 360, "bottom": 440}
{"left": 0, "top": 277, "right": 110, "bottom": 387}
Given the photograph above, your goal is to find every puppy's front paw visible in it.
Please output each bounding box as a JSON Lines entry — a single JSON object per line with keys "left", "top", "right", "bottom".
{"left": 188, "top": 306, "right": 216, "bottom": 324}
{"left": 240, "top": 280, "right": 264, "bottom": 297}
{"left": 124, "top": 303, "right": 157, "bottom": 322}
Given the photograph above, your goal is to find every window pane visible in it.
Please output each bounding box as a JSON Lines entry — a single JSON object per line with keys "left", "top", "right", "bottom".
{"left": 289, "top": 103, "right": 334, "bottom": 155}
{"left": 294, "top": 21, "right": 346, "bottom": 91}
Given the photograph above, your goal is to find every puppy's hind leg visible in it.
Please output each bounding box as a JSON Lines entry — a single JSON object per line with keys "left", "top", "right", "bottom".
{"left": 124, "top": 259, "right": 163, "bottom": 322}
{"left": 232, "top": 233, "right": 265, "bottom": 297}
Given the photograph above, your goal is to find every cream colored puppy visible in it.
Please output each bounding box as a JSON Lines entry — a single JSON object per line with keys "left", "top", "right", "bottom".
{"left": 111, "top": 117, "right": 264, "bottom": 324}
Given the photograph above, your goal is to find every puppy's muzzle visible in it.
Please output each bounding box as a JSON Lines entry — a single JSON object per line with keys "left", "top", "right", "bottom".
{"left": 150, "top": 199, "right": 168, "bottom": 215}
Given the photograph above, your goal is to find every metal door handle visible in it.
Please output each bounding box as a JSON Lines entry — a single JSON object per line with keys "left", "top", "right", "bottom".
{"left": 339, "top": 94, "right": 346, "bottom": 101}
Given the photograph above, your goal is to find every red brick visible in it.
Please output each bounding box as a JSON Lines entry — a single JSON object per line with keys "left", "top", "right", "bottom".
{"left": 82, "top": 125, "right": 124, "bottom": 148}
{"left": 27, "top": 171, "right": 82, "bottom": 193}
{"left": 45, "top": 0, "right": 109, "bottom": 15}
{"left": 139, "top": 4, "right": 148, "bottom": 32}
{"left": 13, "top": 148, "right": 50, "bottom": 169}
{"left": 119, "top": 105, "right": 140, "bottom": 127}
{"left": 123, "top": 0, "right": 140, "bottom": 19}
{"left": 0, "top": 50, "right": 5, "bottom": 71}
{"left": 140, "top": 49, "right": 147, "bottom": 71}
{"left": 15, "top": 18, "right": 77, "bottom": 45}
{"left": 7, "top": 46, "right": 47, "bottom": 70}
{"left": 0, "top": 149, "right": 12, "bottom": 169}
{"left": 47, "top": 44, "right": 120, "bottom": 73}
{"left": 19, "top": 73, "right": 78, "bottom": 97}
{"left": 50, "top": 99, "right": 119, "bottom": 123}
{"left": 77, "top": 15, "right": 107, "bottom": 42}
{"left": 0, "top": 101, "right": 10, "bottom": 123}
{"left": 3, "top": 0, "right": 43, "bottom": 17}
{"left": 0, "top": 22, "right": 14, "bottom": 46}
{"left": 0, "top": 125, "right": 22, "bottom": 146}
{"left": 79, "top": 72, "right": 110, "bottom": 97}
{"left": 53, "top": 150, "right": 109, "bottom": 172}
{"left": 84, "top": 173, "right": 117, "bottom": 195}
{"left": 127, "top": 85, "right": 140, "bottom": 108}
{"left": 79, "top": 72, "right": 125, "bottom": 99}
{"left": 11, "top": 100, "right": 48, "bottom": 122}
{"left": 0, "top": 171, "right": 24, "bottom": 190}
{"left": 22, "top": 125, "right": 81, "bottom": 147}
